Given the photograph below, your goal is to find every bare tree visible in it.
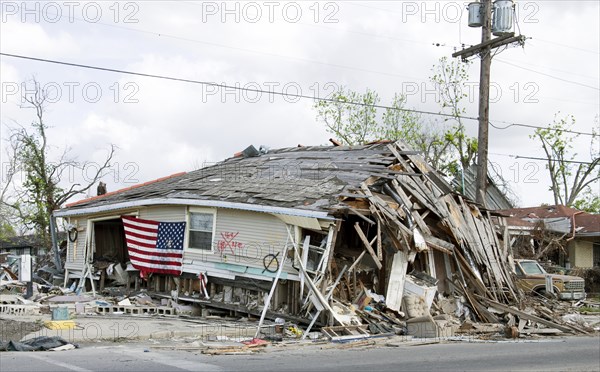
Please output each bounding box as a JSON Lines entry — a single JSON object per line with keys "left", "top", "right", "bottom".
{"left": 5, "top": 80, "right": 115, "bottom": 242}
{"left": 533, "top": 113, "right": 599, "bottom": 209}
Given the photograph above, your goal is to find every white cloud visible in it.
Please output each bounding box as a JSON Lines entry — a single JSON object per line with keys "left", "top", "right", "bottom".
{"left": 1, "top": 1, "right": 598, "bottom": 207}
{"left": 0, "top": 21, "right": 79, "bottom": 57}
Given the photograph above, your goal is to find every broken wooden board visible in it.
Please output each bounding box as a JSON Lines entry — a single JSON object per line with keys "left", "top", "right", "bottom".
{"left": 385, "top": 251, "right": 409, "bottom": 312}
{"left": 321, "top": 325, "right": 370, "bottom": 341}
{"left": 481, "top": 298, "right": 575, "bottom": 334}
{"left": 354, "top": 222, "right": 382, "bottom": 270}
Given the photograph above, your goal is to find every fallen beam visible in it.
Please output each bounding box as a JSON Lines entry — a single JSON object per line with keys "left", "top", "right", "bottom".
{"left": 481, "top": 298, "right": 575, "bottom": 334}
{"left": 354, "top": 222, "right": 382, "bottom": 270}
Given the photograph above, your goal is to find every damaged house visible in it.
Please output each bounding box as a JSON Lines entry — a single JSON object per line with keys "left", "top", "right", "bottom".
{"left": 498, "top": 205, "right": 600, "bottom": 268}
{"left": 53, "top": 141, "right": 521, "bottom": 328}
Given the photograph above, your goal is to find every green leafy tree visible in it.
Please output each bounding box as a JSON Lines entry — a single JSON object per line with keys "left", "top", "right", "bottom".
{"left": 572, "top": 189, "right": 600, "bottom": 214}
{"left": 380, "top": 93, "right": 455, "bottom": 171}
{"left": 430, "top": 56, "right": 478, "bottom": 174}
{"left": 0, "top": 130, "right": 20, "bottom": 240}
{"left": 532, "top": 113, "right": 599, "bottom": 209}
{"left": 314, "top": 88, "right": 380, "bottom": 146}
{"left": 315, "top": 88, "right": 453, "bottom": 171}
{"left": 314, "top": 57, "right": 477, "bottom": 177}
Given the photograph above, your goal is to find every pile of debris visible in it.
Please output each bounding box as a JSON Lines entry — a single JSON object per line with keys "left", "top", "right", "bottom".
{"left": 278, "top": 142, "right": 595, "bottom": 340}
{"left": 3, "top": 140, "right": 597, "bottom": 346}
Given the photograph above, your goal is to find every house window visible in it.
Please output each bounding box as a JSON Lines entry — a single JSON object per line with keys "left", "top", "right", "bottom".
{"left": 593, "top": 243, "right": 600, "bottom": 268}
{"left": 189, "top": 212, "right": 214, "bottom": 250}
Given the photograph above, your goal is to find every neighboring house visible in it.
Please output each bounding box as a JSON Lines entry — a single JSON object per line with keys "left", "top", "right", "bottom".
{"left": 0, "top": 235, "right": 46, "bottom": 258}
{"left": 54, "top": 141, "right": 519, "bottom": 321}
{"left": 0, "top": 235, "right": 44, "bottom": 279}
{"left": 498, "top": 205, "right": 600, "bottom": 268}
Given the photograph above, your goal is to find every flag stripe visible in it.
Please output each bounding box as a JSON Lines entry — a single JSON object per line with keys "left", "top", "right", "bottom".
{"left": 132, "top": 257, "right": 181, "bottom": 271}
{"left": 123, "top": 227, "right": 158, "bottom": 240}
{"left": 122, "top": 216, "right": 185, "bottom": 276}
{"left": 126, "top": 236, "right": 158, "bottom": 247}
{"left": 128, "top": 246, "right": 184, "bottom": 259}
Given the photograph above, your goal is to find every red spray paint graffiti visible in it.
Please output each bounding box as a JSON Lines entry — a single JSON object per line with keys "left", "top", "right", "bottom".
{"left": 217, "top": 231, "right": 244, "bottom": 255}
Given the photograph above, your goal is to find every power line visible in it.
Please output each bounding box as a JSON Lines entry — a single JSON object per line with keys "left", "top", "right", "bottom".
{"left": 533, "top": 38, "right": 600, "bottom": 55}
{"left": 0, "top": 52, "right": 463, "bottom": 120}
{"left": 496, "top": 57, "right": 599, "bottom": 81}
{"left": 36, "top": 7, "right": 598, "bottom": 94}
{"left": 490, "top": 152, "right": 599, "bottom": 165}
{"left": 489, "top": 120, "right": 597, "bottom": 137}
{"left": 495, "top": 59, "right": 600, "bottom": 91}
{"left": 2, "top": 52, "right": 597, "bottom": 138}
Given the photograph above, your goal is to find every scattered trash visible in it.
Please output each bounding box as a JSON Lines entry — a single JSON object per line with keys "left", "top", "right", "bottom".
{"left": 1, "top": 336, "right": 78, "bottom": 352}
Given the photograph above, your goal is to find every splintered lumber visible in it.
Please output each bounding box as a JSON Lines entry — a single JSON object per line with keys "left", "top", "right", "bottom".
{"left": 376, "top": 221, "right": 382, "bottom": 260}
{"left": 293, "top": 246, "right": 345, "bottom": 325}
{"left": 423, "top": 235, "right": 454, "bottom": 255}
{"left": 481, "top": 298, "right": 575, "bottom": 334}
{"left": 347, "top": 250, "right": 367, "bottom": 274}
{"left": 347, "top": 207, "right": 376, "bottom": 225}
{"left": 321, "top": 325, "right": 370, "bottom": 341}
{"left": 302, "top": 265, "right": 348, "bottom": 339}
{"left": 354, "top": 222, "right": 382, "bottom": 270}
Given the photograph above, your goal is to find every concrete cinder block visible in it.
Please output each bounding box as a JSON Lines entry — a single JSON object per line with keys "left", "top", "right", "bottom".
{"left": 0, "top": 295, "right": 24, "bottom": 305}
{"left": 157, "top": 307, "right": 174, "bottom": 315}
{"left": 0, "top": 304, "right": 41, "bottom": 316}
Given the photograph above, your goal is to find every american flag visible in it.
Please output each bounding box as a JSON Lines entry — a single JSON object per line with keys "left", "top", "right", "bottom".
{"left": 121, "top": 216, "right": 186, "bottom": 276}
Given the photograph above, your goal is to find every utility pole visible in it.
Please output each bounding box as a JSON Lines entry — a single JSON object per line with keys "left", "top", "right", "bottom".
{"left": 452, "top": 0, "right": 525, "bottom": 207}
{"left": 476, "top": 0, "right": 492, "bottom": 206}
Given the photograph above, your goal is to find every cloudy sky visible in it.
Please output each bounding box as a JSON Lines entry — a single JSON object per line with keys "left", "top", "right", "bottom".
{"left": 1, "top": 0, "right": 598, "bottom": 208}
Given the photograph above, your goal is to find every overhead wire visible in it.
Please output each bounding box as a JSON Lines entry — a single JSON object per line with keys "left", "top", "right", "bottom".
{"left": 533, "top": 38, "right": 599, "bottom": 55}
{"left": 489, "top": 120, "right": 596, "bottom": 137}
{"left": 489, "top": 152, "right": 598, "bottom": 166}
{"left": 495, "top": 59, "right": 599, "bottom": 91}
{"left": 27, "top": 5, "right": 600, "bottom": 95}
{"left": 0, "top": 52, "right": 466, "bottom": 120}
{"left": 1, "top": 52, "right": 597, "bottom": 138}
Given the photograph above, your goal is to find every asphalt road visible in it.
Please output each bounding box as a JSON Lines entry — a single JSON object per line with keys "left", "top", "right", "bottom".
{"left": 0, "top": 336, "right": 599, "bottom": 372}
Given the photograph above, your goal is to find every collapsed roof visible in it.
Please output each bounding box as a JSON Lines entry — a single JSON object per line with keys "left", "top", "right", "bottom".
{"left": 63, "top": 142, "right": 419, "bottom": 213}
{"left": 500, "top": 205, "right": 600, "bottom": 237}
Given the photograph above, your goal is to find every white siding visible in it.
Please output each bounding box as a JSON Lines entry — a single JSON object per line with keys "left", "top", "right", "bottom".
{"left": 184, "top": 208, "right": 294, "bottom": 273}
{"left": 139, "top": 206, "right": 186, "bottom": 222}
{"left": 65, "top": 218, "right": 87, "bottom": 271}
{"left": 63, "top": 205, "right": 307, "bottom": 281}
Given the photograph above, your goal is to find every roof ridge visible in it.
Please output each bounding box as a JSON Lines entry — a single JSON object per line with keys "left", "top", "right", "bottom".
{"left": 64, "top": 172, "right": 187, "bottom": 208}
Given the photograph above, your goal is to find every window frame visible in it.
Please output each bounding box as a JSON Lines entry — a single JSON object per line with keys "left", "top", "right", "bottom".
{"left": 186, "top": 207, "right": 217, "bottom": 252}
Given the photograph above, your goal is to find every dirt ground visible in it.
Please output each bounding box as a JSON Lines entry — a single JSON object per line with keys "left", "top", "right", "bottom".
{"left": 0, "top": 318, "right": 43, "bottom": 343}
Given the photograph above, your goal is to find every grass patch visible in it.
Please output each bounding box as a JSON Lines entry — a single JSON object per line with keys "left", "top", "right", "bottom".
{"left": 578, "top": 306, "right": 600, "bottom": 313}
